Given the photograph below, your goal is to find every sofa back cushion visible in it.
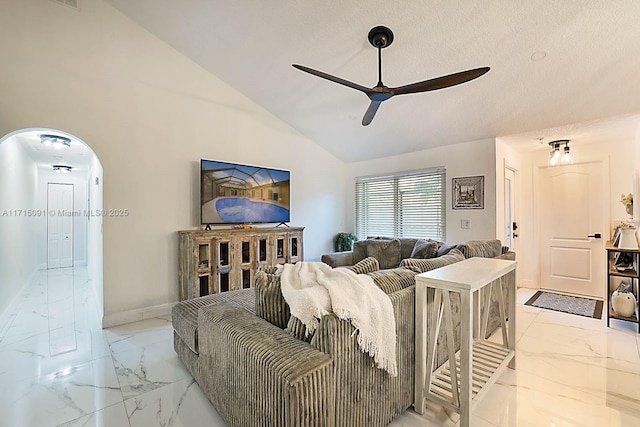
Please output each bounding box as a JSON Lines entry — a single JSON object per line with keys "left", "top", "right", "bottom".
{"left": 352, "top": 239, "right": 368, "bottom": 264}
{"left": 454, "top": 240, "right": 502, "bottom": 259}
{"left": 366, "top": 236, "right": 443, "bottom": 260}
{"left": 400, "top": 249, "right": 465, "bottom": 273}
{"left": 367, "top": 238, "right": 402, "bottom": 269}
{"left": 254, "top": 266, "right": 290, "bottom": 329}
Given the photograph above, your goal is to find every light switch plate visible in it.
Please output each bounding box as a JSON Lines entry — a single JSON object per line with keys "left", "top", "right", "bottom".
{"left": 461, "top": 219, "right": 471, "bottom": 229}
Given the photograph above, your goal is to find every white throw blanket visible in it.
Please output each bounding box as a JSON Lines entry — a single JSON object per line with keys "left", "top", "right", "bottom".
{"left": 279, "top": 262, "right": 397, "bottom": 376}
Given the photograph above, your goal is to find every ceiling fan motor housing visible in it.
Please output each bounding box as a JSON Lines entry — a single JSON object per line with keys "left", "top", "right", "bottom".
{"left": 368, "top": 26, "right": 394, "bottom": 49}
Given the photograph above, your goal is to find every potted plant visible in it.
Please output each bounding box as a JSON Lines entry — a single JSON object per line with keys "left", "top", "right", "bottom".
{"left": 335, "top": 232, "right": 358, "bottom": 252}
{"left": 621, "top": 193, "right": 633, "bottom": 218}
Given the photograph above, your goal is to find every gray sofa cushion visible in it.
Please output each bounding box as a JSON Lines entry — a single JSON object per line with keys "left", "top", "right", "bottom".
{"left": 172, "top": 288, "right": 255, "bottom": 354}
{"left": 365, "top": 238, "right": 402, "bottom": 269}
{"left": 399, "top": 249, "right": 465, "bottom": 273}
{"left": 455, "top": 239, "right": 502, "bottom": 259}
{"left": 410, "top": 239, "right": 439, "bottom": 259}
{"left": 352, "top": 239, "right": 368, "bottom": 264}
{"left": 255, "top": 266, "right": 290, "bottom": 329}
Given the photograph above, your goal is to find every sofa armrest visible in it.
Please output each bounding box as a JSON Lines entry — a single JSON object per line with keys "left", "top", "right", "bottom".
{"left": 321, "top": 251, "right": 354, "bottom": 267}
{"left": 495, "top": 250, "right": 515, "bottom": 261}
{"left": 310, "top": 286, "right": 415, "bottom": 426}
{"left": 198, "top": 303, "right": 335, "bottom": 427}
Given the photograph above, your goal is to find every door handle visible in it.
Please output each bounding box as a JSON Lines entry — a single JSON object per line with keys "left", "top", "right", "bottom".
{"left": 588, "top": 233, "right": 601, "bottom": 239}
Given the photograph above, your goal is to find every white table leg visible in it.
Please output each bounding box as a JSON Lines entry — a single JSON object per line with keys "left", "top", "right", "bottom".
{"left": 459, "top": 289, "right": 473, "bottom": 427}
{"left": 508, "top": 273, "right": 516, "bottom": 369}
{"left": 414, "top": 282, "right": 426, "bottom": 413}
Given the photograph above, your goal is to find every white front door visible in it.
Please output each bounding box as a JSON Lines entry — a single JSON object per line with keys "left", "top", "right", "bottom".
{"left": 48, "top": 183, "right": 74, "bottom": 269}
{"left": 538, "top": 161, "right": 605, "bottom": 298}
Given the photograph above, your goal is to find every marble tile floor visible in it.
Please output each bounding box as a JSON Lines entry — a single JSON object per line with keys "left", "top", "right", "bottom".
{"left": 0, "top": 268, "right": 639, "bottom": 426}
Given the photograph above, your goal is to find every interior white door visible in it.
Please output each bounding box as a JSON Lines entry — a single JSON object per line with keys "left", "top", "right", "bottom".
{"left": 504, "top": 167, "right": 517, "bottom": 251}
{"left": 539, "top": 162, "right": 605, "bottom": 298}
{"left": 48, "top": 183, "right": 74, "bottom": 269}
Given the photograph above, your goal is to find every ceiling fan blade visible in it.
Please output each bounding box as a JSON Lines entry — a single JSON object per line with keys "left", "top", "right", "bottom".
{"left": 392, "top": 67, "right": 490, "bottom": 96}
{"left": 292, "top": 64, "right": 371, "bottom": 94}
{"left": 362, "top": 100, "right": 382, "bottom": 126}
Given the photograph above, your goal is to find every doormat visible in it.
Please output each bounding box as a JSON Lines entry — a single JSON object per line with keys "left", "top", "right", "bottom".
{"left": 524, "top": 291, "right": 603, "bottom": 319}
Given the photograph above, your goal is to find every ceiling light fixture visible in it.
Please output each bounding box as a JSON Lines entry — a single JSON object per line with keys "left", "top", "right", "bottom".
{"left": 40, "top": 134, "right": 71, "bottom": 149}
{"left": 52, "top": 165, "right": 72, "bottom": 173}
{"left": 548, "top": 139, "right": 572, "bottom": 166}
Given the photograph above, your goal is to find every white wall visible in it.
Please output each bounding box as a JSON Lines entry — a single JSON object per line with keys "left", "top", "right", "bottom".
{"left": 35, "top": 166, "right": 89, "bottom": 268}
{"left": 515, "top": 138, "right": 637, "bottom": 288}
{"left": 0, "top": 138, "right": 39, "bottom": 316}
{"left": 87, "top": 156, "right": 104, "bottom": 316}
{"left": 347, "top": 138, "right": 497, "bottom": 243}
{"left": 0, "top": 0, "right": 347, "bottom": 324}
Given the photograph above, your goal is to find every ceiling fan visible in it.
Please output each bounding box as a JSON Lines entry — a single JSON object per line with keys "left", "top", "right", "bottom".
{"left": 293, "top": 26, "right": 490, "bottom": 126}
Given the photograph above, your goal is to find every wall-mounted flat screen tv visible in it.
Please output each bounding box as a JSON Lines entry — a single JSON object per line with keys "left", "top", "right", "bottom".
{"left": 201, "top": 159, "right": 290, "bottom": 225}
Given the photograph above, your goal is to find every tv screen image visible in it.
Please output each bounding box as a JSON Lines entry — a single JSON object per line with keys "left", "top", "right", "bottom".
{"left": 201, "top": 159, "right": 290, "bottom": 224}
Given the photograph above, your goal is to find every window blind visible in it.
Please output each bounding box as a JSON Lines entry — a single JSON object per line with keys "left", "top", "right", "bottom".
{"left": 355, "top": 167, "right": 446, "bottom": 241}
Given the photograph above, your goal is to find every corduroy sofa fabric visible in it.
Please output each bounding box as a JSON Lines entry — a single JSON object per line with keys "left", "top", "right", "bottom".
{"left": 198, "top": 303, "right": 336, "bottom": 427}
{"left": 347, "top": 256, "right": 380, "bottom": 274}
{"left": 366, "top": 267, "right": 418, "bottom": 294}
{"left": 255, "top": 267, "right": 291, "bottom": 329}
{"left": 400, "top": 249, "right": 465, "bottom": 274}
{"left": 455, "top": 239, "right": 502, "bottom": 259}
{"left": 172, "top": 240, "right": 516, "bottom": 426}
{"left": 171, "top": 288, "right": 255, "bottom": 354}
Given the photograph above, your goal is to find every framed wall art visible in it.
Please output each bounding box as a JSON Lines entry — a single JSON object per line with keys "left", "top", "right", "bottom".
{"left": 452, "top": 176, "right": 484, "bottom": 209}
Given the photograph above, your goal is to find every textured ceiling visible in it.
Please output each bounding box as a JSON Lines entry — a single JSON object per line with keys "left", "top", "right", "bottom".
{"left": 105, "top": 0, "right": 640, "bottom": 162}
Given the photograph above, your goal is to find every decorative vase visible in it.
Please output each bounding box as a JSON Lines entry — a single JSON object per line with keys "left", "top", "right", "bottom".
{"left": 612, "top": 289, "right": 637, "bottom": 318}
{"left": 618, "top": 227, "right": 638, "bottom": 249}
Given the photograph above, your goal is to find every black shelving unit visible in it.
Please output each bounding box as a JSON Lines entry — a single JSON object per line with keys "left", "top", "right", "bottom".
{"left": 605, "top": 241, "right": 640, "bottom": 332}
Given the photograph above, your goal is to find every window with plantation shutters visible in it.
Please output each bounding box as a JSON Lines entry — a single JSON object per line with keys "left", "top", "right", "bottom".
{"left": 355, "top": 167, "right": 446, "bottom": 241}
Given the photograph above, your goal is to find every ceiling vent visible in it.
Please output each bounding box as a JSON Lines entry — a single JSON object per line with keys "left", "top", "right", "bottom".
{"left": 51, "top": 0, "right": 80, "bottom": 10}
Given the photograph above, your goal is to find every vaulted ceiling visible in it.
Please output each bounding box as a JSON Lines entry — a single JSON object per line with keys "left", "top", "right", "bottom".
{"left": 106, "top": 0, "right": 640, "bottom": 162}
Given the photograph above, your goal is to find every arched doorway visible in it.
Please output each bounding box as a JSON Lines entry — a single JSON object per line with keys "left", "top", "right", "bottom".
{"left": 0, "top": 128, "right": 104, "bottom": 321}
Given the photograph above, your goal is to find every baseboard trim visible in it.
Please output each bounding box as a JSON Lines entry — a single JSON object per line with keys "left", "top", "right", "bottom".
{"left": 0, "top": 266, "right": 40, "bottom": 339}
{"left": 519, "top": 279, "right": 535, "bottom": 288}
{"left": 102, "top": 302, "right": 176, "bottom": 329}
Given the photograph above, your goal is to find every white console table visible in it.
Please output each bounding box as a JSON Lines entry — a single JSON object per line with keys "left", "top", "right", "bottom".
{"left": 414, "top": 257, "right": 517, "bottom": 427}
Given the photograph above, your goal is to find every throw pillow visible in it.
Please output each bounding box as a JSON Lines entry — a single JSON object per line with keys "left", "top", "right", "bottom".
{"left": 254, "top": 267, "right": 290, "bottom": 329}
{"left": 400, "top": 248, "right": 465, "bottom": 273}
{"left": 348, "top": 256, "right": 380, "bottom": 274}
{"left": 410, "top": 239, "right": 439, "bottom": 259}
{"left": 436, "top": 243, "right": 455, "bottom": 257}
{"left": 366, "top": 238, "right": 402, "bottom": 269}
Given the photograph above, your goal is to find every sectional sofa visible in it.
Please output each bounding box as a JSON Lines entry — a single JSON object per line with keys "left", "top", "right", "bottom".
{"left": 172, "top": 238, "right": 515, "bottom": 426}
